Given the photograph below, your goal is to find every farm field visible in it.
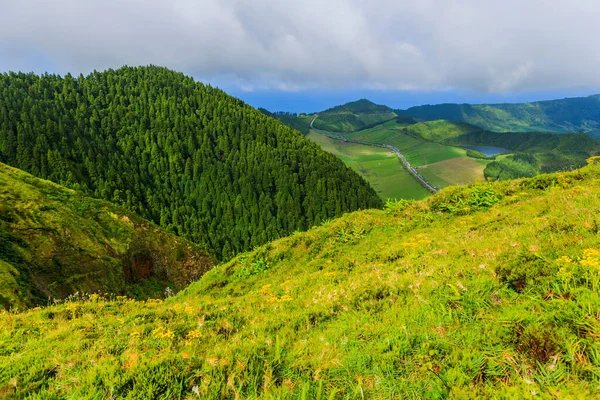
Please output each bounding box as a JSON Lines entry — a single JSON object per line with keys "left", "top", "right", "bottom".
{"left": 417, "top": 157, "right": 490, "bottom": 188}
{"left": 306, "top": 130, "right": 430, "bottom": 200}
{"left": 346, "top": 122, "right": 468, "bottom": 166}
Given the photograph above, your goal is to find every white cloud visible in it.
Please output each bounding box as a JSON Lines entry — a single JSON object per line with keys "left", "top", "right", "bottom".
{"left": 0, "top": 0, "right": 598, "bottom": 93}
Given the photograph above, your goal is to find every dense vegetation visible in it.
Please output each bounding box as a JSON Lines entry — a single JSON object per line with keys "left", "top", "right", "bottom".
{"left": 465, "top": 149, "right": 491, "bottom": 159}
{"left": 0, "top": 67, "right": 382, "bottom": 259}
{"left": 312, "top": 99, "right": 397, "bottom": 132}
{"left": 484, "top": 153, "right": 539, "bottom": 180}
{"left": 3, "top": 161, "right": 600, "bottom": 398}
{"left": 398, "top": 94, "right": 600, "bottom": 138}
{"left": 0, "top": 162, "right": 213, "bottom": 310}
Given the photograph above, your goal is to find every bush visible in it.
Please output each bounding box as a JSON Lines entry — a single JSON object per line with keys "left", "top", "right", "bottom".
{"left": 430, "top": 186, "right": 501, "bottom": 215}
{"left": 466, "top": 149, "right": 489, "bottom": 159}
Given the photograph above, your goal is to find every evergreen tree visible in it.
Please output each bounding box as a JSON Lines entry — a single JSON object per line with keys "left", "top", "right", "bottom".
{"left": 0, "top": 66, "right": 382, "bottom": 259}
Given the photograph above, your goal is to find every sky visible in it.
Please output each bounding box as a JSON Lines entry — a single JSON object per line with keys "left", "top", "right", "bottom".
{"left": 1, "top": 0, "right": 599, "bottom": 112}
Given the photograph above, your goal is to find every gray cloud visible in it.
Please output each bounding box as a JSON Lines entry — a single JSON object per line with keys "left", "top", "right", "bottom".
{"left": 0, "top": 0, "right": 598, "bottom": 92}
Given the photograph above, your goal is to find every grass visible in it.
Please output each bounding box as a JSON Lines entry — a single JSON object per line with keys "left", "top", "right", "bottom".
{"left": 418, "top": 158, "right": 490, "bottom": 188}
{"left": 347, "top": 122, "right": 469, "bottom": 167}
{"left": 306, "top": 131, "right": 429, "bottom": 200}
{"left": 314, "top": 119, "right": 492, "bottom": 193}
{"left": 3, "top": 163, "right": 600, "bottom": 398}
{"left": 403, "top": 120, "right": 484, "bottom": 142}
{"left": 0, "top": 163, "right": 214, "bottom": 310}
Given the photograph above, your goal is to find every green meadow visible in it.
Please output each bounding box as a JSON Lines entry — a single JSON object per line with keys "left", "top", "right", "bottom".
{"left": 306, "top": 131, "right": 430, "bottom": 200}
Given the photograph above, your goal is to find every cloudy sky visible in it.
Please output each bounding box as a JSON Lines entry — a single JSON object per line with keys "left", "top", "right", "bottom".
{"left": 1, "top": 0, "right": 599, "bottom": 111}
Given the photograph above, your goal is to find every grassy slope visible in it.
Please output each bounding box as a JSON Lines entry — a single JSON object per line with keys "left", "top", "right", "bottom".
{"left": 306, "top": 131, "right": 429, "bottom": 200}
{"left": 418, "top": 158, "right": 490, "bottom": 189}
{"left": 348, "top": 120, "right": 469, "bottom": 166}
{"left": 399, "top": 95, "right": 600, "bottom": 138}
{"left": 3, "top": 163, "right": 600, "bottom": 398}
{"left": 0, "top": 163, "right": 214, "bottom": 310}
{"left": 403, "top": 120, "right": 485, "bottom": 142}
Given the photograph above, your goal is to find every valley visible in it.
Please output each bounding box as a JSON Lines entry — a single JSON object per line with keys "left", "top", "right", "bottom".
{"left": 3, "top": 0, "right": 600, "bottom": 397}
{"left": 2, "top": 67, "right": 600, "bottom": 399}
{"left": 305, "top": 130, "right": 430, "bottom": 200}
{"left": 306, "top": 118, "right": 494, "bottom": 197}
{"left": 277, "top": 101, "right": 600, "bottom": 199}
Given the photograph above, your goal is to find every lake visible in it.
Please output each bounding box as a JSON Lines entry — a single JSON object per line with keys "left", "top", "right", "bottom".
{"left": 464, "top": 146, "right": 508, "bottom": 157}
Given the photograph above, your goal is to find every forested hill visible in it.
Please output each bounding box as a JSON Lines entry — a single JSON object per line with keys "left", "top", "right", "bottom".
{"left": 0, "top": 66, "right": 382, "bottom": 259}
{"left": 397, "top": 94, "right": 600, "bottom": 137}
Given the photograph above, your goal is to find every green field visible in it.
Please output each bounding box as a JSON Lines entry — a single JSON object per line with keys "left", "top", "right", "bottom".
{"left": 306, "top": 131, "right": 429, "bottom": 200}
{"left": 346, "top": 121, "right": 468, "bottom": 166}
{"left": 417, "top": 157, "right": 491, "bottom": 188}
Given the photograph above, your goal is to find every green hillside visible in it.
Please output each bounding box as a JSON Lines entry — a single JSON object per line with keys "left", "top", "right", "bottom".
{"left": 313, "top": 99, "right": 397, "bottom": 132}
{"left": 0, "top": 67, "right": 382, "bottom": 260}
{"left": 402, "top": 120, "right": 485, "bottom": 142}
{"left": 0, "top": 163, "right": 214, "bottom": 311}
{"left": 3, "top": 161, "right": 600, "bottom": 398}
{"left": 398, "top": 95, "right": 600, "bottom": 138}
{"left": 263, "top": 111, "right": 313, "bottom": 136}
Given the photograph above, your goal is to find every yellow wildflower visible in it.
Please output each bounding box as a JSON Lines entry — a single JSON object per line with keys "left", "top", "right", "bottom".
{"left": 556, "top": 256, "right": 573, "bottom": 265}
{"left": 152, "top": 327, "right": 175, "bottom": 340}
{"left": 259, "top": 284, "right": 272, "bottom": 295}
{"left": 277, "top": 295, "right": 293, "bottom": 303}
{"left": 580, "top": 249, "right": 600, "bottom": 271}
{"left": 187, "top": 329, "right": 202, "bottom": 340}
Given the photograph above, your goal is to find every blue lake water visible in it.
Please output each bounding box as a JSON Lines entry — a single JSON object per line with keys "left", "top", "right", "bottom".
{"left": 464, "top": 146, "right": 508, "bottom": 157}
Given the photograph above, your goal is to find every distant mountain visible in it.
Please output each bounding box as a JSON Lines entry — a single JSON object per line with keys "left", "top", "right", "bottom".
{"left": 321, "top": 98, "right": 394, "bottom": 114}
{"left": 397, "top": 94, "right": 600, "bottom": 138}
{"left": 0, "top": 67, "right": 382, "bottom": 260}
{"left": 0, "top": 163, "right": 214, "bottom": 310}
{"left": 312, "top": 99, "right": 398, "bottom": 132}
